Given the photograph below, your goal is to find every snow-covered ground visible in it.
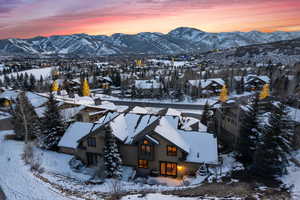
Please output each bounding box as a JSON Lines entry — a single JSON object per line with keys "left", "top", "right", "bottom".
{"left": 0, "top": 130, "right": 71, "bottom": 200}
{"left": 0, "top": 130, "right": 209, "bottom": 200}
{"left": 281, "top": 151, "right": 300, "bottom": 200}
{"left": 0, "top": 67, "right": 55, "bottom": 81}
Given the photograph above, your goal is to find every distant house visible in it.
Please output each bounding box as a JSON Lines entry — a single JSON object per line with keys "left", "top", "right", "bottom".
{"left": 134, "top": 79, "right": 161, "bottom": 97}
{"left": 244, "top": 75, "right": 270, "bottom": 91}
{"left": 187, "top": 78, "right": 225, "bottom": 97}
{"left": 58, "top": 112, "right": 218, "bottom": 178}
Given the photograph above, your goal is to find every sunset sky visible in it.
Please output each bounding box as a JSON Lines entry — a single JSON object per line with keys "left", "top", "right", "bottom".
{"left": 1, "top": 0, "right": 300, "bottom": 39}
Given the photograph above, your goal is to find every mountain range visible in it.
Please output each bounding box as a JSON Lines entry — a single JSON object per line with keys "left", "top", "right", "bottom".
{"left": 1, "top": 27, "right": 300, "bottom": 56}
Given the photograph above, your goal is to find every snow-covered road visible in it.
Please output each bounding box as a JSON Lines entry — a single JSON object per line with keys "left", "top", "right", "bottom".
{"left": 0, "top": 130, "right": 71, "bottom": 200}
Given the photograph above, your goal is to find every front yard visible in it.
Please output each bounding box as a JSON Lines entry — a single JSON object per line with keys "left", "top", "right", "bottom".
{"left": 0, "top": 130, "right": 299, "bottom": 200}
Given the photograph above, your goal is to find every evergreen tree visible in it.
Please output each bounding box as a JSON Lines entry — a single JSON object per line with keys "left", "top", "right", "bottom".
{"left": 201, "top": 101, "right": 211, "bottom": 125}
{"left": 103, "top": 126, "right": 122, "bottom": 179}
{"left": 10, "top": 92, "right": 37, "bottom": 141}
{"left": 252, "top": 102, "right": 294, "bottom": 178}
{"left": 39, "top": 93, "right": 65, "bottom": 150}
{"left": 236, "top": 94, "right": 261, "bottom": 167}
{"left": 29, "top": 74, "right": 36, "bottom": 91}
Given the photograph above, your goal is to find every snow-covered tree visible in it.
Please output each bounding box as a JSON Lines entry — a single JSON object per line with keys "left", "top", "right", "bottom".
{"left": 103, "top": 126, "right": 122, "bottom": 179}
{"left": 236, "top": 94, "right": 261, "bottom": 167}
{"left": 39, "top": 93, "right": 65, "bottom": 150}
{"left": 10, "top": 92, "right": 40, "bottom": 142}
{"left": 252, "top": 101, "right": 294, "bottom": 178}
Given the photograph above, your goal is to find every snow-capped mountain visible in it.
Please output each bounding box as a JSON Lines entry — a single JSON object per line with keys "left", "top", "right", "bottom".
{"left": 1, "top": 27, "right": 300, "bottom": 56}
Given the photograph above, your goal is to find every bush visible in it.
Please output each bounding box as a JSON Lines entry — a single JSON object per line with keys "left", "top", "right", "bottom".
{"left": 22, "top": 143, "right": 34, "bottom": 165}
{"left": 22, "top": 143, "right": 44, "bottom": 173}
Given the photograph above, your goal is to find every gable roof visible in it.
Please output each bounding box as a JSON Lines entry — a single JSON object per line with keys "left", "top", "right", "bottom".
{"left": 58, "top": 122, "right": 100, "bottom": 149}
{"left": 179, "top": 130, "right": 218, "bottom": 164}
{"left": 188, "top": 78, "right": 225, "bottom": 88}
{"left": 109, "top": 113, "right": 159, "bottom": 144}
{"left": 154, "top": 117, "right": 190, "bottom": 153}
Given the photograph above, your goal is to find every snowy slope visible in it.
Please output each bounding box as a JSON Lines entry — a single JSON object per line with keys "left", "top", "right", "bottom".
{"left": 0, "top": 130, "right": 70, "bottom": 200}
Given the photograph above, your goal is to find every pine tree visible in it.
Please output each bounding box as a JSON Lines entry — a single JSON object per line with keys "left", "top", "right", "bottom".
{"left": 10, "top": 92, "right": 38, "bottom": 141}
{"left": 236, "top": 94, "right": 261, "bottom": 167}
{"left": 252, "top": 102, "right": 294, "bottom": 178}
{"left": 82, "top": 78, "right": 90, "bottom": 96}
{"left": 39, "top": 93, "right": 65, "bottom": 150}
{"left": 219, "top": 85, "right": 228, "bottom": 102}
{"left": 103, "top": 126, "right": 122, "bottom": 179}
{"left": 201, "top": 101, "right": 211, "bottom": 125}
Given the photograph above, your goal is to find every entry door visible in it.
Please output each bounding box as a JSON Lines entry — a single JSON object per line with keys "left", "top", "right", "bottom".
{"left": 160, "top": 162, "right": 177, "bottom": 177}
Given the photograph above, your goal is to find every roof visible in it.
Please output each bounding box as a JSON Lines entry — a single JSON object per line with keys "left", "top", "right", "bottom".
{"left": 245, "top": 75, "right": 270, "bottom": 84}
{"left": 58, "top": 122, "right": 100, "bottom": 149}
{"left": 0, "top": 90, "right": 19, "bottom": 100}
{"left": 154, "top": 117, "right": 190, "bottom": 153}
{"left": 110, "top": 113, "right": 159, "bottom": 144}
{"left": 26, "top": 92, "right": 48, "bottom": 108}
{"left": 134, "top": 80, "right": 160, "bottom": 89}
{"left": 188, "top": 78, "right": 225, "bottom": 88}
{"left": 74, "top": 95, "right": 95, "bottom": 105}
{"left": 180, "top": 130, "right": 218, "bottom": 164}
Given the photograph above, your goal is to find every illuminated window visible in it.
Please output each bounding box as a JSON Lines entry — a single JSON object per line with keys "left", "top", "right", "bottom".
{"left": 167, "top": 146, "right": 177, "bottom": 156}
{"left": 140, "top": 140, "right": 151, "bottom": 155}
{"left": 160, "top": 162, "right": 177, "bottom": 176}
{"left": 138, "top": 160, "right": 148, "bottom": 168}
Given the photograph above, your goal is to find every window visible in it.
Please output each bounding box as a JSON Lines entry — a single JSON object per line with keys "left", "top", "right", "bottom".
{"left": 138, "top": 160, "right": 148, "bottom": 168}
{"left": 87, "top": 137, "right": 96, "bottom": 147}
{"left": 86, "top": 153, "right": 98, "bottom": 165}
{"left": 160, "top": 162, "right": 177, "bottom": 176}
{"left": 140, "top": 140, "right": 152, "bottom": 155}
{"left": 167, "top": 146, "right": 177, "bottom": 156}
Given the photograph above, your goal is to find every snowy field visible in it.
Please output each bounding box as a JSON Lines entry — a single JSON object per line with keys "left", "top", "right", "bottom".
{"left": 0, "top": 66, "right": 55, "bottom": 81}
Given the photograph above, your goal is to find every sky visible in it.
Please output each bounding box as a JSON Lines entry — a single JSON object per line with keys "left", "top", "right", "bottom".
{"left": 0, "top": 0, "right": 300, "bottom": 39}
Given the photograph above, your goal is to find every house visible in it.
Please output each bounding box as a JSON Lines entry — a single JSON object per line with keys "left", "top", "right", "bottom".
{"left": 58, "top": 112, "right": 218, "bottom": 178}
{"left": 133, "top": 79, "right": 161, "bottom": 97}
{"left": 187, "top": 78, "right": 225, "bottom": 97}
{"left": 244, "top": 75, "right": 270, "bottom": 91}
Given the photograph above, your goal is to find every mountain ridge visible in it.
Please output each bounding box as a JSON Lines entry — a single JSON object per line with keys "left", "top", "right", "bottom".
{"left": 1, "top": 27, "right": 300, "bottom": 56}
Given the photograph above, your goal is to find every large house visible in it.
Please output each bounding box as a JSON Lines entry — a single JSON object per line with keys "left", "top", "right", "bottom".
{"left": 187, "top": 78, "right": 225, "bottom": 97}
{"left": 58, "top": 111, "right": 218, "bottom": 178}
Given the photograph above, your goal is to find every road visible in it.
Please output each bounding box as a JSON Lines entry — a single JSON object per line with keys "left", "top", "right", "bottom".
{"left": 109, "top": 100, "right": 206, "bottom": 110}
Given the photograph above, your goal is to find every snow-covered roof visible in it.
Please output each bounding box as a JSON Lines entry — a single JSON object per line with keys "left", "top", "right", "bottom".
{"left": 26, "top": 92, "right": 48, "bottom": 108}
{"left": 110, "top": 113, "right": 159, "bottom": 144}
{"left": 135, "top": 80, "right": 160, "bottom": 89}
{"left": 58, "top": 122, "right": 100, "bottom": 149}
{"left": 165, "top": 108, "right": 182, "bottom": 117}
{"left": 180, "top": 130, "right": 218, "bottom": 164}
{"left": 245, "top": 75, "right": 270, "bottom": 84}
{"left": 130, "top": 106, "right": 149, "bottom": 114}
{"left": 74, "top": 95, "right": 95, "bottom": 105}
{"left": 0, "top": 90, "right": 19, "bottom": 100}
{"left": 188, "top": 78, "right": 225, "bottom": 88}
{"left": 60, "top": 105, "right": 86, "bottom": 121}
{"left": 154, "top": 117, "right": 190, "bottom": 153}
{"left": 181, "top": 117, "right": 207, "bottom": 132}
